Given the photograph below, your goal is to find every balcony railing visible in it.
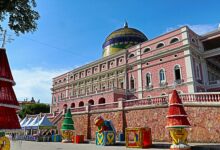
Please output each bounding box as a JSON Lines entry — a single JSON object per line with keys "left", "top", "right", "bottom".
{"left": 123, "top": 95, "right": 168, "bottom": 108}
{"left": 50, "top": 92, "right": 220, "bottom": 119}
{"left": 51, "top": 111, "right": 63, "bottom": 124}
{"left": 89, "top": 102, "right": 119, "bottom": 111}
{"left": 70, "top": 106, "right": 86, "bottom": 112}
{"left": 179, "top": 92, "right": 220, "bottom": 102}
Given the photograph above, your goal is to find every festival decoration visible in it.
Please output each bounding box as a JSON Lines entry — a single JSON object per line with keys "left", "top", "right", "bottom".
{"left": 166, "top": 90, "right": 191, "bottom": 150}
{"left": 125, "top": 127, "right": 152, "bottom": 148}
{"left": 72, "top": 135, "right": 84, "bottom": 143}
{"left": 61, "top": 108, "right": 75, "bottom": 143}
{"left": 51, "top": 135, "right": 62, "bottom": 142}
{"left": 94, "top": 115, "right": 116, "bottom": 146}
{"left": 0, "top": 48, "right": 21, "bottom": 150}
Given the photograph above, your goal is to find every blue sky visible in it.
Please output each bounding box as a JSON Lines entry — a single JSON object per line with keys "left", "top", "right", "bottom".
{"left": 2, "top": 0, "right": 220, "bottom": 103}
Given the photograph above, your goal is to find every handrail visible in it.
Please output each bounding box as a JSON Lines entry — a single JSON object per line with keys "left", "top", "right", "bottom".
{"left": 52, "top": 111, "right": 63, "bottom": 124}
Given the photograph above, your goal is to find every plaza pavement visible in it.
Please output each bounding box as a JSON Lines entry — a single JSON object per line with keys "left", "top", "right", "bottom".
{"left": 11, "top": 141, "right": 220, "bottom": 150}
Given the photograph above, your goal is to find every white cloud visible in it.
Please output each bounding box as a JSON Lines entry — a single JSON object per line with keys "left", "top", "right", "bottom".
{"left": 166, "top": 24, "right": 218, "bottom": 35}
{"left": 12, "top": 68, "right": 68, "bottom": 104}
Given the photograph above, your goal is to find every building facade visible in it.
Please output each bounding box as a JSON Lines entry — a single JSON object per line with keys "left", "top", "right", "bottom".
{"left": 51, "top": 23, "right": 220, "bottom": 113}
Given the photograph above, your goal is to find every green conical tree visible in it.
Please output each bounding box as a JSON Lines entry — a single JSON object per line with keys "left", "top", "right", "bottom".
{"left": 61, "top": 109, "right": 75, "bottom": 131}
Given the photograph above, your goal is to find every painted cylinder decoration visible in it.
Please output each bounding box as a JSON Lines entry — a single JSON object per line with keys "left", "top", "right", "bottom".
{"left": 166, "top": 90, "right": 191, "bottom": 150}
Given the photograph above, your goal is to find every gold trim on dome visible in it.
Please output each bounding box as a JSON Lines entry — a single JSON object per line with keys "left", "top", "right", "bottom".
{"left": 106, "top": 28, "right": 146, "bottom": 41}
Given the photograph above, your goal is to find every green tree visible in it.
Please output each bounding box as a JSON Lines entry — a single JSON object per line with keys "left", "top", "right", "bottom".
{"left": 19, "top": 103, "right": 50, "bottom": 119}
{"left": 0, "top": 0, "right": 40, "bottom": 34}
{"left": 61, "top": 109, "right": 75, "bottom": 131}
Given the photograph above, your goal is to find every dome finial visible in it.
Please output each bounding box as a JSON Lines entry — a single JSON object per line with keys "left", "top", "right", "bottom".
{"left": 124, "top": 21, "right": 128, "bottom": 28}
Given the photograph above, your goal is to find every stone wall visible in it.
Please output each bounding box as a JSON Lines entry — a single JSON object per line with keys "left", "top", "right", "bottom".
{"left": 186, "top": 106, "right": 220, "bottom": 142}
{"left": 56, "top": 105, "right": 220, "bottom": 143}
{"left": 124, "top": 107, "right": 170, "bottom": 142}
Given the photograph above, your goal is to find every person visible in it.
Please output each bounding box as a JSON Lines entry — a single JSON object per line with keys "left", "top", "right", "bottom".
{"left": 51, "top": 130, "right": 55, "bottom": 135}
{"left": 12, "top": 133, "right": 15, "bottom": 140}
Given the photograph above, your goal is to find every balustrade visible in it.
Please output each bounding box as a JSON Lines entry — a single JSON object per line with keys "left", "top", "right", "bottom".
{"left": 51, "top": 92, "right": 220, "bottom": 119}
{"left": 179, "top": 93, "right": 220, "bottom": 102}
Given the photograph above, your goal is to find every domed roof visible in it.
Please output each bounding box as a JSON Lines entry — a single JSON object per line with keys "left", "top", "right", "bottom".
{"left": 102, "top": 22, "right": 148, "bottom": 57}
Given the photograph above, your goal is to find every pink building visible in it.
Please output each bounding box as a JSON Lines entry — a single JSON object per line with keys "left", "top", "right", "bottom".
{"left": 51, "top": 23, "right": 220, "bottom": 113}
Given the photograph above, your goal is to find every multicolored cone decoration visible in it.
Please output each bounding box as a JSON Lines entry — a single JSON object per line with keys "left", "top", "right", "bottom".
{"left": 0, "top": 48, "right": 21, "bottom": 150}
{"left": 166, "top": 90, "right": 191, "bottom": 150}
{"left": 61, "top": 108, "right": 75, "bottom": 143}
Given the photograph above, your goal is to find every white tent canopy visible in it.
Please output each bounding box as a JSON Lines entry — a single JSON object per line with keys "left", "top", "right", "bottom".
{"left": 20, "top": 116, "right": 28, "bottom": 127}
{"left": 26, "top": 116, "right": 41, "bottom": 130}
{"left": 21, "top": 117, "right": 33, "bottom": 129}
{"left": 21, "top": 115, "right": 56, "bottom": 130}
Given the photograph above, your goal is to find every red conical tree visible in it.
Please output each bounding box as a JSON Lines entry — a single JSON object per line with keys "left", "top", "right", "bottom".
{"left": 166, "top": 90, "right": 190, "bottom": 128}
{"left": 0, "top": 48, "right": 20, "bottom": 130}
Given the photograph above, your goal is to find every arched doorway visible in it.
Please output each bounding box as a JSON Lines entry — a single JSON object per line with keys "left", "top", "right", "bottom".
{"left": 88, "top": 99, "right": 94, "bottom": 105}
{"left": 71, "top": 103, "right": 75, "bottom": 108}
{"left": 79, "top": 101, "right": 84, "bottom": 107}
{"left": 98, "top": 98, "right": 105, "bottom": 104}
{"left": 63, "top": 104, "right": 67, "bottom": 109}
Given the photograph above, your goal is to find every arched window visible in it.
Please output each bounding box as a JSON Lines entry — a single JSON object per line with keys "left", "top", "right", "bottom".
{"left": 156, "top": 42, "right": 165, "bottom": 49}
{"left": 79, "top": 101, "right": 84, "bottom": 107}
{"left": 99, "top": 98, "right": 105, "bottom": 104}
{"left": 63, "top": 104, "right": 67, "bottom": 109}
{"left": 170, "top": 38, "right": 179, "bottom": 44}
{"left": 159, "top": 69, "right": 166, "bottom": 82}
{"left": 161, "top": 93, "right": 166, "bottom": 96}
{"left": 130, "top": 76, "right": 135, "bottom": 89}
{"left": 88, "top": 99, "right": 94, "bottom": 105}
{"left": 143, "top": 47, "right": 151, "bottom": 53}
{"left": 71, "top": 103, "right": 75, "bottom": 108}
{"left": 146, "top": 73, "right": 152, "bottom": 87}
{"left": 128, "top": 53, "right": 135, "bottom": 58}
{"left": 174, "top": 65, "right": 181, "bottom": 81}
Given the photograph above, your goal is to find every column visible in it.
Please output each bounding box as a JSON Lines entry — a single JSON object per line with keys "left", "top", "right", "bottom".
{"left": 136, "top": 45, "right": 143, "bottom": 99}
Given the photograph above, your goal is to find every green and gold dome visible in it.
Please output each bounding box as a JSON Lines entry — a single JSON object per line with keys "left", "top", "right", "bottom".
{"left": 102, "top": 22, "right": 148, "bottom": 57}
